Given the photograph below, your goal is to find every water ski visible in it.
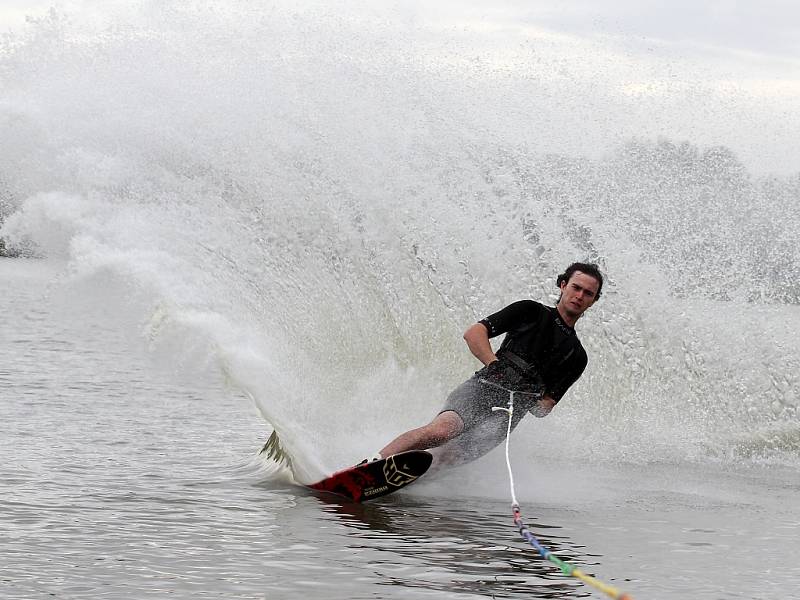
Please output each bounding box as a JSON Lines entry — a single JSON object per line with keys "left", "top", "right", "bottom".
{"left": 307, "top": 450, "right": 433, "bottom": 502}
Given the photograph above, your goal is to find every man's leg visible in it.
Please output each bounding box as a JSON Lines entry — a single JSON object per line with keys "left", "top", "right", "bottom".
{"left": 379, "top": 410, "right": 464, "bottom": 457}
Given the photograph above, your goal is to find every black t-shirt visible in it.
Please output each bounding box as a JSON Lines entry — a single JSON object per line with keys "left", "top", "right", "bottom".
{"left": 479, "top": 300, "right": 587, "bottom": 403}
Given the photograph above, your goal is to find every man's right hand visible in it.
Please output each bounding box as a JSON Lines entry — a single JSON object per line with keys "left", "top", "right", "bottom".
{"left": 476, "top": 357, "right": 507, "bottom": 381}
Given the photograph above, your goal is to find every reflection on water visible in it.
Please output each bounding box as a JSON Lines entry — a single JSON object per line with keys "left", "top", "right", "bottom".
{"left": 316, "top": 494, "right": 599, "bottom": 598}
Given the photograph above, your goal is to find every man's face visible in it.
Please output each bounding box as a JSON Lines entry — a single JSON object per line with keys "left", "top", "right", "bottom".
{"left": 558, "top": 271, "right": 600, "bottom": 319}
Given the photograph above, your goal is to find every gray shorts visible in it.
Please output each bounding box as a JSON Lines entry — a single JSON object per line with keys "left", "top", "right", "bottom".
{"left": 437, "top": 372, "right": 544, "bottom": 465}
{"left": 441, "top": 362, "right": 544, "bottom": 432}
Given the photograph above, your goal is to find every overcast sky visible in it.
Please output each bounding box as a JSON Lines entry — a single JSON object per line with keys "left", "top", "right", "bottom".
{"left": 1, "top": 1, "right": 798, "bottom": 174}
{"left": 2, "top": 0, "right": 800, "bottom": 59}
{"left": 479, "top": 1, "right": 800, "bottom": 57}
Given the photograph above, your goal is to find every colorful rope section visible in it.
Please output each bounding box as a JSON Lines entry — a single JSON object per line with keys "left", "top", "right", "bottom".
{"left": 492, "top": 393, "right": 634, "bottom": 600}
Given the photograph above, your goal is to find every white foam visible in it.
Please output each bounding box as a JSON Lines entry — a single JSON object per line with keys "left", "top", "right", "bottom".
{"left": 1, "top": 2, "right": 798, "bottom": 479}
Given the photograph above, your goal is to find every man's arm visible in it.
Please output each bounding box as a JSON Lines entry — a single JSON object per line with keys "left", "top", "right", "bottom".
{"left": 462, "top": 322, "right": 498, "bottom": 366}
{"left": 535, "top": 347, "right": 587, "bottom": 418}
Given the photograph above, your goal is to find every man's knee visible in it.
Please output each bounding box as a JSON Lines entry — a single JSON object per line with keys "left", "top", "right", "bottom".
{"left": 430, "top": 411, "right": 464, "bottom": 440}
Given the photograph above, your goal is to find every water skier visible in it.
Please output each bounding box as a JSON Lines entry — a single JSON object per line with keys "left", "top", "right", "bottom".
{"left": 368, "top": 262, "right": 603, "bottom": 466}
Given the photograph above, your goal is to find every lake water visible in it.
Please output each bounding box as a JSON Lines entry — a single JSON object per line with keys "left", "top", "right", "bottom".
{"left": 3, "top": 259, "right": 799, "bottom": 599}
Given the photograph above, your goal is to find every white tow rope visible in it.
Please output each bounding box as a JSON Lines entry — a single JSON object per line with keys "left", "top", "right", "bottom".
{"left": 487, "top": 383, "right": 634, "bottom": 600}
{"left": 490, "top": 389, "right": 518, "bottom": 506}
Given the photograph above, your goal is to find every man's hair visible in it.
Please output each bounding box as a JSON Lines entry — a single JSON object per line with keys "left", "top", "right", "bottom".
{"left": 556, "top": 262, "right": 604, "bottom": 299}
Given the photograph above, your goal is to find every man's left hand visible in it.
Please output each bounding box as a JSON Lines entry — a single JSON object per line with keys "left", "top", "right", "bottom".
{"left": 531, "top": 396, "right": 556, "bottom": 418}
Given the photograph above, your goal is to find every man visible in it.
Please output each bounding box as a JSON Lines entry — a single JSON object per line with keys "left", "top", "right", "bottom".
{"left": 370, "top": 262, "right": 603, "bottom": 466}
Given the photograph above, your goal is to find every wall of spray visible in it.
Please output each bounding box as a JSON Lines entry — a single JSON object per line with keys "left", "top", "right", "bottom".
{"left": 1, "top": 1, "right": 798, "bottom": 481}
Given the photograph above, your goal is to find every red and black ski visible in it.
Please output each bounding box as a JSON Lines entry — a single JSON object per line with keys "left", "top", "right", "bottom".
{"left": 307, "top": 450, "right": 432, "bottom": 502}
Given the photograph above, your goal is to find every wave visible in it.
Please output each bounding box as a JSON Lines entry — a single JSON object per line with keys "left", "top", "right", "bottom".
{"left": 1, "top": 2, "right": 798, "bottom": 478}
